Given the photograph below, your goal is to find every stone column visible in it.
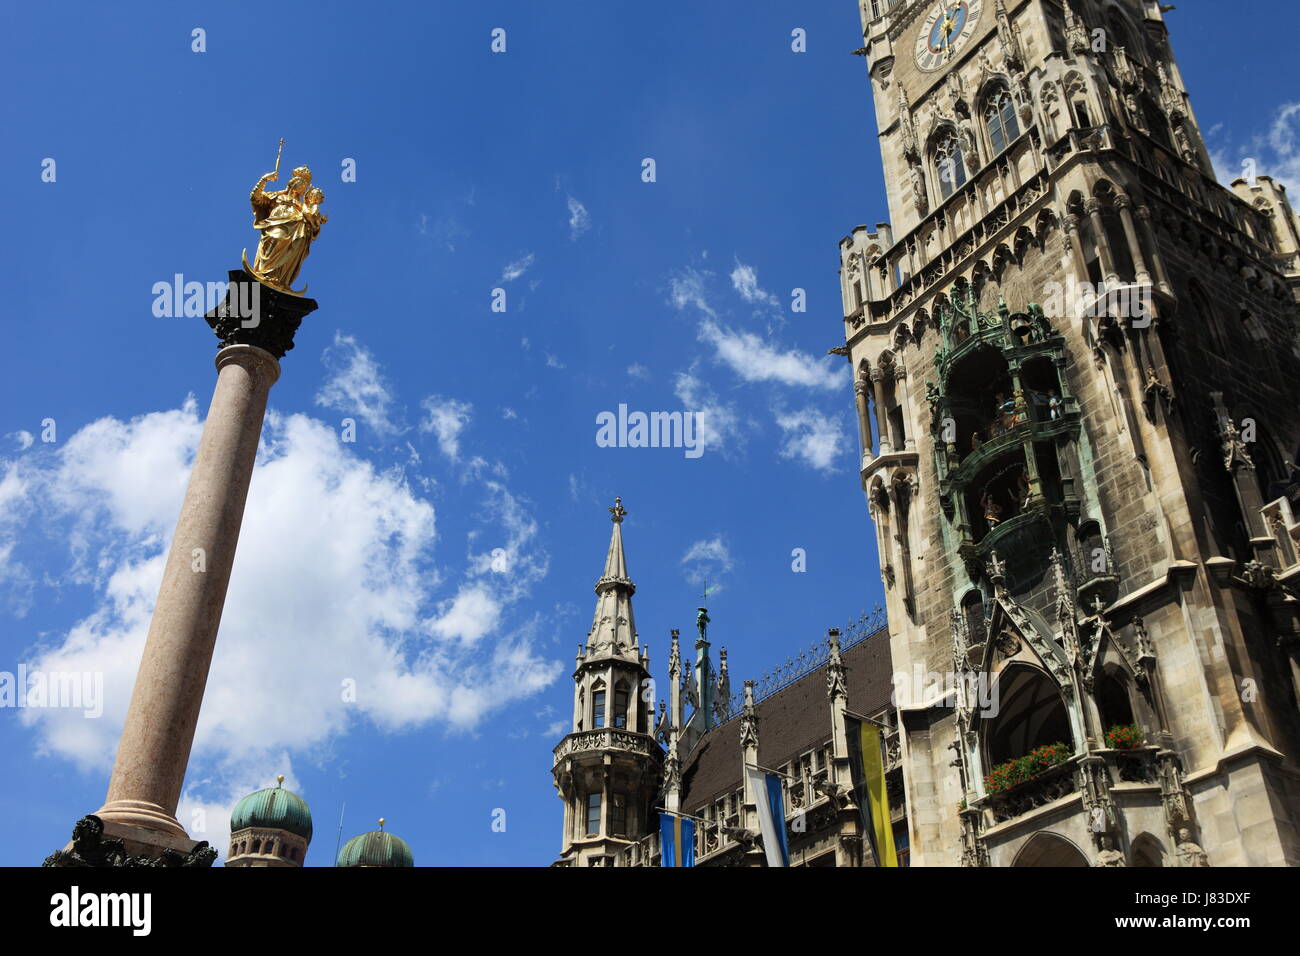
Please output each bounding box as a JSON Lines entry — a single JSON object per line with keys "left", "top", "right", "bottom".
{"left": 95, "top": 344, "right": 279, "bottom": 845}
{"left": 893, "top": 363, "right": 916, "bottom": 451}
{"left": 854, "top": 377, "right": 874, "bottom": 461}
{"left": 1062, "top": 212, "right": 1089, "bottom": 283}
{"left": 1086, "top": 198, "right": 1121, "bottom": 286}
{"left": 1115, "top": 192, "right": 1151, "bottom": 286}
{"left": 872, "top": 369, "right": 893, "bottom": 455}
{"left": 87, "top": 271, "right": 316, "bottom": 860}
{"left": 1134, "top": 205, "right": 1173, "bottom": 293}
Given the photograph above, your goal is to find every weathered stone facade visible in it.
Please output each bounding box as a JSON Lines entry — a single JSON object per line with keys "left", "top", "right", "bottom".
{"left": 839, "top": 0, "right": 1300, "bottom": 866}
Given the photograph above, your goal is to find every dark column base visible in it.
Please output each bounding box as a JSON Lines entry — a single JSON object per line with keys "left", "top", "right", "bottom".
{"left": 44, "top": 815, "right": 216, "bottom": 868}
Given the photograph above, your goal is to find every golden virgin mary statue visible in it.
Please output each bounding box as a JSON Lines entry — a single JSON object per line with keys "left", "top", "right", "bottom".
{"left": 243, "top": 155, "right": 327, "bottom": 295}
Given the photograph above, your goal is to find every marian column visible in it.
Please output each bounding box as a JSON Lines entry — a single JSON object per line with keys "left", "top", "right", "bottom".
{"left": 47, "top": 156, "right": 325, "bottom": 866}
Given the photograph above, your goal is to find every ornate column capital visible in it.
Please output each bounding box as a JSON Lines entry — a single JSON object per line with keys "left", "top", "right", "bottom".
{"left": 204, "top": 269, "right": 319, "bottom": 360}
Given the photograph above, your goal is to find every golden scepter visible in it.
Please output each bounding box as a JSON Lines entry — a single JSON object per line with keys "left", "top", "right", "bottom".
{"left": 242, "top": 138, "right": 286, "bottom": 280}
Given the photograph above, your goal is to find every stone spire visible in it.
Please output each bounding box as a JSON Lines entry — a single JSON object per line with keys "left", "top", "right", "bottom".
{"left": 583, "top": 497, "right": 639, "bottom": 661}
{"left": 552, "top": 497, "right": 662, "bottom": 866}
{"left": 713, "top": 647, "right": 732, "bottom": 724}
{"left": 694, "top": 603, "right": 714, "bottom": 731}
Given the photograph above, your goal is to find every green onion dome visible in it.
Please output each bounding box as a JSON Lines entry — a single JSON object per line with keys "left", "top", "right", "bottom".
{"left": 230, "top": 777, "right": 313, "bottom": 840}
{"left": 336, "top": 819, "right": 415, "bottom": 867}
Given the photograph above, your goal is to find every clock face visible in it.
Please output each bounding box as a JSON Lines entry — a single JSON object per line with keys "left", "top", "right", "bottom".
{"left": 915, "top": 1, "right": 984, "bottom": 73}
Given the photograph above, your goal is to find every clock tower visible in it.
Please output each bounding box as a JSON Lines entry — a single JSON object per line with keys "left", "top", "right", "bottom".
{"left": 840, "top": 0, "right": 1300, "bottom": 866}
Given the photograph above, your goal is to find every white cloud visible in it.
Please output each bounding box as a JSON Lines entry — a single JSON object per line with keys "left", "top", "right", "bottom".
{"left": 11, "top": 400, "right": 560, "bottom": 787}
{"left": 420, "top": 395, "right": 473, "bottom": 462}
{"left": 545, "top": 352, "right": 566, "bottom": 370}
{"left": 500, "top": 253, "right": 535, "bottom": 283}
{"left": 626, "top": 363, "right": 650, "bottom": 381}
{"left": 674, "top": 369, "right": 745, "bottom": 455}
{"left": 730, "top": 259, "right": 781, "bottom": 312}
{"left": 774, "top": 407, "right": 847, "bottom": 472}
{"left": 316, "top": 333, "right": 403, "bottom": 437}
{"left": 669, "top": 267, "right": 718, "bottom": 320}
{"left": 9, "top": 431, "right": 33, "bottom": 451}
{"left": 1210, "top": 101, "right": 1300, "bottom": 194}
{"left": 681, "top": 536, "right": 734, "bottom": 592}
{"left": 567, "top": 195, "right": 591, "bottom": 239}
{"left": 428, "top": 585, "right": 501, "bottom": 643}
{"left": 668, "top": 266, "right": 843, "bottom": 390}
{"left": 699, "top": 319, "right": 845, "bottom": 390}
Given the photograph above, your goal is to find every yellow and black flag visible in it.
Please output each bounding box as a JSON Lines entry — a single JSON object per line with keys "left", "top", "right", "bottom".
{"left": 844, "top": 711, "right": 898, "bottom": 867}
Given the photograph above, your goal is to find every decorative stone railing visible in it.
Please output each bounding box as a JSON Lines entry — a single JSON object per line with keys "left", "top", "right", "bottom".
{"left": 552, "top": 729, "right": 659, "bottom": 766}
{"left": 844, "top": 141, "right": 1048, "bottom": 334}
{"left": 1100, "top": 746, "right": 1161, "bottom": 785}
{"left": 983, "top": 758, "right": 1079, "bottom": 825}
{"left": 616, "top": 830, "right": 659, "bottom": 868}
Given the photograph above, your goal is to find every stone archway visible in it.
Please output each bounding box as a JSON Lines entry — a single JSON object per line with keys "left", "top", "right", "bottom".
{"left": 1012, "top": 831, "right": 1089, "bottom": 867}
{"left": 1130, "top": 833, "right": 1167, "bottom": 867}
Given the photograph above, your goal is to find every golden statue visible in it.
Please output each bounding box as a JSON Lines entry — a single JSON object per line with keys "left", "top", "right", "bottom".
{"left": 242, "top": 140, "right": 326, "bottom": 295}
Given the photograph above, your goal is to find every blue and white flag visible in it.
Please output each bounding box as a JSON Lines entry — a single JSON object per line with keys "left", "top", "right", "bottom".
{"left": 659, "top": 813, "right": 695, "bottom": 867}
{"left": 746, "top": 766, "right": 790, "bottom": 867}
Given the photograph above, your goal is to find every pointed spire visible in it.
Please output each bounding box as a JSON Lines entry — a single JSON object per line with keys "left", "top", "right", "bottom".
{"left": 739, "top": 680, "right": 758, "bottom": 750}
{"left": 1063, "top": 0, "right": 1090, "bottom": 55}
{"left": 1050, "top": 547, "right": 1076, "bottom": 625}
{"left": 714, "top": 647, "right": 732, "bottom": 723}
{"left": 586, "top": 497, "right": 639, "bottom": 659}
{"left": 598, "top": 497, "right": 632, "bottom": 587}
{"left": 826, "top": 628, "right": 848, "bottom": 701}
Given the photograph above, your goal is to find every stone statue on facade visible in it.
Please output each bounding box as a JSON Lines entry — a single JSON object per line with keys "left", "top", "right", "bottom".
{"left": 1175, "top": 827, "right": 1210, "bottom": 867}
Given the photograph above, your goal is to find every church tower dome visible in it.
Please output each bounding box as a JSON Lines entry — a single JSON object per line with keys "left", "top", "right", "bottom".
{"left": 336, "top": 818, "right": 415, "bottom": 868}
{"left": 226, "top": 775, "right": 312, "bottom": 867}
{"left": 551, "top": 498, "right": 663, "bottom": 866}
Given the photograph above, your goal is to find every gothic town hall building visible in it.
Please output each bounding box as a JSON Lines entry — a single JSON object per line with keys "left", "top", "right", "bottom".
{"left": 552, "top": 1, "right": 1300, "bottom": 867}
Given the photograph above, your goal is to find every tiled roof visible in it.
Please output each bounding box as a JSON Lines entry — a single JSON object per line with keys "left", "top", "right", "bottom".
{"left": 680, "top": 627, "right": 894, "bottom": 814}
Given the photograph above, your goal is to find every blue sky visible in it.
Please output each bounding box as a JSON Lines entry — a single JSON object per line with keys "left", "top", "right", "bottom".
{"left": 0, "top": 2, "right": 1296, "bottom": 866}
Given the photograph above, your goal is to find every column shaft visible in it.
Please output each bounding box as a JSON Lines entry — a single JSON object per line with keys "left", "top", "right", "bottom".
{"left": 97, "top": 345, "right": 280, "bottom": 838}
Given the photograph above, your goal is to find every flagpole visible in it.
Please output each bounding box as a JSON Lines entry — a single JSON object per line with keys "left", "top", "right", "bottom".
{"left": 333, "top": 800, "right": 346, "bottom": 867}
{"left": 744, "top": 761, "right": 801, "bottom": 781}
{"left": 845, "top": 708, "right": 889, "bottom": 728}
{"left": 654, "top": 806, "right": 717, "bottom": 828}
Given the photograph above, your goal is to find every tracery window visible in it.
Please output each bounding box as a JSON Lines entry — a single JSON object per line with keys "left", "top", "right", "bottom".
{"left": 986, "top": 89, "right": 1020, "bottom": 156}
{"left": 934, "top": 133, "right": 967, "bottom": 200}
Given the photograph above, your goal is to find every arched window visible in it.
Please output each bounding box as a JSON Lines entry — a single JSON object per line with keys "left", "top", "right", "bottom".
{"left": 934, "top": 133, "right": 967, "bottom": 200}
{"left": 592, "top": 682, "right": 606, "bottom": 728}
{"left": 961, "top": 589, "right": 987, "bottom": 646}
{"left": 252, "top": 839, "right": 262, "bottom": 854}
{"left": 585, "top": 793, "right": 602, "bottom": 835}
{"left": 613, "top": 681, "right": 630, "bottom": 729}
{"left": 984, "top": 665, "right": 1073, "bottom": 768}
{"left": 1095, "top": 668, "right": 1135, "bottom": 732}
{"left": 986, "top": 89, "right": 1020, "bottom": 156}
